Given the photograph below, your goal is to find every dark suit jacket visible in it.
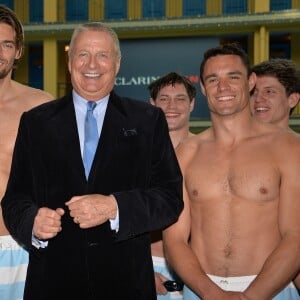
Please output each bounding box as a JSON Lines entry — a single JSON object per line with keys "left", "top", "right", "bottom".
{"left": 2, "top": 91, "right": 183, "bottom": 300}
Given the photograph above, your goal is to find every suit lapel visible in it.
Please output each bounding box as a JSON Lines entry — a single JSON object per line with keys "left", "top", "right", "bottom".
{"left": 51, "top": 94, "right": 86, "bottom": 181}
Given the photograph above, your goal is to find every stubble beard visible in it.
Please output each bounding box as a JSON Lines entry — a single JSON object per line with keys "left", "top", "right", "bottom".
{"left": 0, "top": 68, "right": 11, "bottom": 79}
{"left": 0, "top": 58, "right": 14, "bottom": 79}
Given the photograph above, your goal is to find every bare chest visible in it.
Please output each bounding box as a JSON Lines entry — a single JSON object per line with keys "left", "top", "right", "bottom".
{"left": 0, "top": 110, "right": 22, "bottom": 154}
{"left": 185, "top": 143, "right": 280, "bottom": 203}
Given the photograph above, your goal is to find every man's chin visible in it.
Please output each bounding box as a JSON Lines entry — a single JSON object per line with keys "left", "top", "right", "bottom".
{"left": 0, "top": 69, "right": 10, "bottom": 79}
{"left": 255, "top": 114, "right": 271, "bottom": 123}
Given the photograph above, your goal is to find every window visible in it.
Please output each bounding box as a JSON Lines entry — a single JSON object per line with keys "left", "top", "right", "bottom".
{"left": 223, "top": 0, "right": 247, "bottom": 14}
{"left": 270, "top": 0, "right": 291, "bottom": 11}
{"left": 105, "top": 0, "right": 127, "bottom": 19}
{"left": 66, "top": 0, "right": 88, "bottom": 21}
{"left": 143, "top": 0, "right": 165, "bottom": 18}
{"left": 30, "top": 0, "right": 43, "bottom": 22}
{"left": 1, "top": 0, "right": 13, "bottom": 9}
{"left": 28, "top": 43, "right": 44, "bottom": 89}
{"left": 270, "top": 34, "right": 291, "bottom": 59}
{"left": 183, "top": 0, "right": 206, "bottom": 16}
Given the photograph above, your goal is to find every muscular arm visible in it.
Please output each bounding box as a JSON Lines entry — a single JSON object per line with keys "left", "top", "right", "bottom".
{"left": 294, "top": 273, "right": 300, "bottom": 292}
{"left": 244, "top": 136, "right": 300, "bottom": 299}
{"left": 163, "top": 146, "right": 225, "bottom": 299}
{"left": 163, "top": 186, "right": 211, "bottom": 296}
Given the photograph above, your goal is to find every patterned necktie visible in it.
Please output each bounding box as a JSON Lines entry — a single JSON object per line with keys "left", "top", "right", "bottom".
{"left": 83, "top": 101, "right": 98, "bottom": 179}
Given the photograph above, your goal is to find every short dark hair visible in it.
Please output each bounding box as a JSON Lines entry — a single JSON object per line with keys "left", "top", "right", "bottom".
{"left": 0, "top": 4, "right": 24, "bottom": 67}
{"left": 252, "top": 59, "right": 300, "bottom": 96}
{"left": 200, "top": 42, "right": 251, "bottom": 84}
{"left": 148, "top": 72, "right": 196, "bottom": 102}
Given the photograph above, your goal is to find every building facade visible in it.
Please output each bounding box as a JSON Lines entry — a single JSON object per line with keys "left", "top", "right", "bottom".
{"left": 4, "top": 0, "right": 300, "bottom": 123}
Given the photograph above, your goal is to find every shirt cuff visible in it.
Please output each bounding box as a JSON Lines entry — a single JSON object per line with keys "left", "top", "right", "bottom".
{"left": 32, "top": 233, "right": 48, "bottom": 249}
{"left": 109, "top": 206, "right": 119, "bottom": 232}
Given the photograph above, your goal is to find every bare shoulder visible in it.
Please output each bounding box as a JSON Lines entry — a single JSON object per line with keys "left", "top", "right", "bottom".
{"left": 267, "top": 127, "right": 300, "bottom": 165}
{"left": 273, "top": 127, "right": 300, "bottom": 147}
{"left": 176, "top": 128, "right": 213, "bottom": 166}
{"left": 13, "top": 81, "right": 54, "bottom": 105}
{"left": 254, "top": 121, "right": 300, "bottom": 147}
{"left": 0, "top": 81, "right": 54, "bottom": 116}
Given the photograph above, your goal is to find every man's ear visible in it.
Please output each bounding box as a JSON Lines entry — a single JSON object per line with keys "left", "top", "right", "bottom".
{"left": 15, "top": 47, "right": 23, "bottom": 60}
{"left": 190, "top": 98, "right": 195, "bottom": 112}
{"left": 115, "top": 57, "right": 121, "bottom": 75}
{"left": 68, "top": 59, "right": 71, "bottom": 74}
{"left": 200, "top": 81, "right": 206, "bottom": 97}
{"left": 150, "top": 98, "right": 155, "bottom": 106}
{"left": 288, "top": 92, "right": 300, "bottom": 109}
{"left": 248, "top": 72, "right": 256, "bottom": 92}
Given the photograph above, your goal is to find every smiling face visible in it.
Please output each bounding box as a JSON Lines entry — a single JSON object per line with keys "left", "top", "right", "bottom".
{"left": 0, "top": 22, "right": 21, "bottom": 79}
{"left": 200, "top": 54, "right": 255, "bottom": 118}
{"left": 68, "top": 29, "right": 121, "bottom": 101}
{"left": 250, "top": 75, "right": 295, "bottom": 127}
{"left": 151, "top": 83, "right": 194, "bottom": 132}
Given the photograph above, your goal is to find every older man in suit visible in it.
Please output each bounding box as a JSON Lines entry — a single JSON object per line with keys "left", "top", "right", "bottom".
{"left": 1, "top": 22, "right": 183, "bottom": 300}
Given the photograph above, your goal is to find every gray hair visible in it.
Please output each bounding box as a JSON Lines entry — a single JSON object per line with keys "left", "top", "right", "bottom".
{"left": 68, "top": 22, "right": 121, "bottom": 60}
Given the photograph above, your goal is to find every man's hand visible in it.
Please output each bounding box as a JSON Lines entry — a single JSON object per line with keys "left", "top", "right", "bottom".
{"left": 154, "top": 272, "right": 169, "bottom": 295}
{"left": 33, "top": 207, "right": 65, "bottom": 240}
{"left": 65, "top": 194, "right": 118, "bottom": 228}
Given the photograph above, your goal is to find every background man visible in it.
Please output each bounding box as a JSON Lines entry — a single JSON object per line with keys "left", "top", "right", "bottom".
{"left": 163, "top": 43, "right": 300, "bottom": 299}
{"left": 250, "top": 58, "right": 300, "bottom": 293}
{"left": 0, "top": 5, "right": 53, "bottom": 300}
{"left": 1, "top": 22, "right": 183, "bottom": 300}
{"left": 149, "top": 72, "right": 195, "bottom": 299}
{"left": 250, "top": 58, "right": 300, "bottom": 130}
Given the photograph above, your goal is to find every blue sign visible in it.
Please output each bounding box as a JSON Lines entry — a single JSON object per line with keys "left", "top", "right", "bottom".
{"left": 115, "top": 37, "right": 219, "bottom": 119}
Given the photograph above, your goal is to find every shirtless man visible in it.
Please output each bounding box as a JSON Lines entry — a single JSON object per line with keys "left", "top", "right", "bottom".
{"left": 163, "top": 43, "right": 300, "bottom": 299}
{"left": 250, "top": 58, "right": 300, "bottom": 293}
{"left": 148, "top": 72, "right": 195, "bottom": 299}
{"left": 0, "top": 5, "right": 53, "bottom": 300}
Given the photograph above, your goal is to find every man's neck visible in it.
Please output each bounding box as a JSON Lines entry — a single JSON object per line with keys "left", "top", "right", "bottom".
{"left": 169, "top": 128, "right": 192, "bottom": 148}
{"left": 0, "top": 75, "right": 13, "bottom": 102}
{"left": 275, "top": 118, "right": 290, "bottom": 130}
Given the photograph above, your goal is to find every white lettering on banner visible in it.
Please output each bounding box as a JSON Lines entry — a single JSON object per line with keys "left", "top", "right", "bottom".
{"left": 115, "top": 76, "right": 160, "bottom": 86}
{"left": 115, "top": 75, "right": 200, "bottom": 86}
